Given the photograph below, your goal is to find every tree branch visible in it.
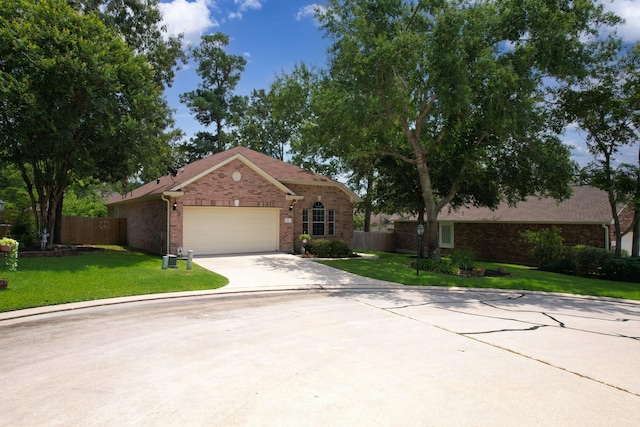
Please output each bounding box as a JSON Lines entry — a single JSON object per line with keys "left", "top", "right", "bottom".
{"left": 368, "top": 150, "right": 417, "bottom": 165}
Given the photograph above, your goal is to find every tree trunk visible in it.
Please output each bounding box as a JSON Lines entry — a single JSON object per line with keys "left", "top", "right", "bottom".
{"left": 54, "top": 197, "right": 63, "bottom": 245}
{"left": 364, "top": 212, "right": 371, "bottom": 232}
{"left": 632, "top": 209, "right": 639, "bottom": 257}
{"left": 424, "top": 222, "right": 439, "bottom": 259}
{"left": 606, "top": 186, "right": 623, "bottom": 257}
{"left": 633, "top": 145, "right": 640, "bottom": 257}
{"left": 363, "top": 175, "right": 374, "bottom": 232}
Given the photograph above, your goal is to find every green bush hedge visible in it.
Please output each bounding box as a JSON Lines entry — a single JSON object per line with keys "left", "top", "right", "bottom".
{"left": 306, "top": 239, "right": 352, "bottom": 258}
{"left": 548, "top": 245, "right": 612, "bottom": 277}
{"left": 330, "top": 240, "right": 351, "bottom": 257}
{"left": 601, "top": 257, "right": 640, "bottom": 283}
{"left": 547, "top": 245, "right": 639, "bottom": 283}
{"left": 574, "top": 245, "right": 613, "bottom": 276}
{"left": 520, "top": 226, "right": 564, "bottom": 269}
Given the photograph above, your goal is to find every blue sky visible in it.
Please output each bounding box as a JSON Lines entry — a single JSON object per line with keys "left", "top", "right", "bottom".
{"left": 159, "top": 0, "right": 640, "bottom": 167}
{"left": 160, "top": 0, "right": 330, "bottom": 146}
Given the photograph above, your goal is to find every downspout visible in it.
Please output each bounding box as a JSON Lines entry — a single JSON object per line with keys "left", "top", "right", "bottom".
{"left": 290, "top": 199, "right": 299, "bottom": 254}
{"left": 286, "top": 195, "right": 304, "bottom": 254}
{"left": 161, "top": 195, "right": 171, "bottom": 255}
{"left": 602, "top": 223, "right": 610, "bottom": 251}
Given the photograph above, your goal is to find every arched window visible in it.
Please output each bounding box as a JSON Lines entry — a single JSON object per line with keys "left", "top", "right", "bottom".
{"left": 312, "top": 201, "right": 325, "bottom": 236}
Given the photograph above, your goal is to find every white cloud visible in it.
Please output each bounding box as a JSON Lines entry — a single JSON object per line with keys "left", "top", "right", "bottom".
{"left": 605, "top": 0, "right": 640, "bottom": 43}
{"left": 229, "top": 0, "right": 262, "bottom": 20}
{"left": 235, "top": 0, "right": 262, "bottom": 11}
{"left": 159, "top": 0, "right": 219, "bottom": 45}
{"left": 296, "top": 4, "right": 326, "bottom": 23}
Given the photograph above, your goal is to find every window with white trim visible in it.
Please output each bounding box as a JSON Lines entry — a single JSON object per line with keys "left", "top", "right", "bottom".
{"left": 312, "top": 202, "right": 325, "bottom": 236}
{"left": 439, "top": 223, "right": 454, "bottom": 248}
{"left": 328, "top": 209, "right": 335, "bottom": 236}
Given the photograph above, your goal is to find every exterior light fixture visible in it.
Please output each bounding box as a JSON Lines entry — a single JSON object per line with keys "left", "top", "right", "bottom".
{"left": 416, "top": 223, "right": 425, "bottom": 276}
{"left": 173, "top": 201, "right": 177, "bottom": 210}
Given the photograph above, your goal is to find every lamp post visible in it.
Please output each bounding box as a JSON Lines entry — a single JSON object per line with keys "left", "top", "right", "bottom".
{"left": 416, "top": 223, "right": 425, "bottom": 276}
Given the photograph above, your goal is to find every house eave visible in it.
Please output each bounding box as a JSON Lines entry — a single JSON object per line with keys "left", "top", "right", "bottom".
{"left": 280, "top": 179, "right": 362, "bottom": 203}
{"left": 106, "top": 192, "right": 162, "bottom": 206}
{"left": 394, "top": 219, "right": 611, "bottom": 225}
{"left": 174, "top": 153, "right": 298, "bottom": 197}
{"left": 162, "top": 191, "right": 184, "bottom": 198}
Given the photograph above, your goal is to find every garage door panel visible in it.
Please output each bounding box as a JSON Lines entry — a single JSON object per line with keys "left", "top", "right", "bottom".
{"left": 184, "top": 207, "right": 279, "bottom": 255}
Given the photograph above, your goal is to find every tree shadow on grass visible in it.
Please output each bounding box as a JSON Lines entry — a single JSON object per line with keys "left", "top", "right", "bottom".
{"left": 14, "top": 249, "right": 155, "bottom": 273}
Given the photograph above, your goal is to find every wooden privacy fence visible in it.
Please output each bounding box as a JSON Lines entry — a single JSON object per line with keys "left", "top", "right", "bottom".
{"left": 60, "top": 216, "right": 127, "bottom": 245}
{"left": 353, "top": 231, "right": 396, "bottom": 253}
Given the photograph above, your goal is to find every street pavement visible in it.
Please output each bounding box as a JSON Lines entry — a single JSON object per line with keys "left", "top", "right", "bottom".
{"left": 0, "top": 253, "right": 639, "bottom": 426}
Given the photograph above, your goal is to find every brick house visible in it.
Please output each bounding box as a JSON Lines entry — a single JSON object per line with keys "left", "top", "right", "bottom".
{"left": 107, "top": 146, "right": 361, "bottom": 256}
{"left": 394, "top": 185, "right": 634, "bottom": 265}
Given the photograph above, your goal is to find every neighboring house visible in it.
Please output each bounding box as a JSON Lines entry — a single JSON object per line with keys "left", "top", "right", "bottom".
{"left": 394, "top": 185, "right": 634, "bottom": 265}
{"left": 107, "top": 146, "right": 361, "bottom": 256}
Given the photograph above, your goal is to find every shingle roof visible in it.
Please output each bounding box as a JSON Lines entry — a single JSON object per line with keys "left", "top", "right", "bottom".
{"left": 438, "top": 185, "right": 615, "bottom": 224}
{"left": 108, "top": 146, "right": 359, "bottom": 204}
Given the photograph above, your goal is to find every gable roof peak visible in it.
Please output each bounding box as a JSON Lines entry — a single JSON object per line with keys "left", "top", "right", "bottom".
{"left": 108, "top": 146, "right": 361, "bottom": 204}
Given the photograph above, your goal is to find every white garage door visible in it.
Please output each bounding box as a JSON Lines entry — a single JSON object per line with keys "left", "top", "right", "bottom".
{"left": 183, "top": 207, "right": 280, "bottom": 255}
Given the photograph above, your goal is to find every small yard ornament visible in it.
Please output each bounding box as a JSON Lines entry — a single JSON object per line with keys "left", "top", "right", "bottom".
{"left": 299, "top": 233, "right": 311, "bottom": 256}
{"left": 39, "top": 228, "right": 49, "bottom": 250}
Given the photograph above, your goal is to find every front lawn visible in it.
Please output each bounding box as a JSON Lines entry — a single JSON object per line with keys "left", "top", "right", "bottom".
{"left": 318, "top": 252, "right": 640, "bottom": 300}
{"left": 0, "top": 247, "right": 228, "bottom": 313}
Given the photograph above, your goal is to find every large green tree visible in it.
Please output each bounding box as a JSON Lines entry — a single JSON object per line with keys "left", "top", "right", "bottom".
{"left": 237, "top": 89, "right": 288, "bottom": 160}
{"left": 309, "top": 0, "right": 617, "bottom": 258}
{"left": 180, "top": 33, "right": 247, "bottom": 161}
{"left": 0, "top": 0, "right": 174, "bottom": 248}
{"left": 559, "top": 42, "right": 640, "bottom": 256}
{"left": 67, "top": 0, "right": 186, "bottom": 180}
{"left": 70, "top": 0, "right": 186, "bottom": 88}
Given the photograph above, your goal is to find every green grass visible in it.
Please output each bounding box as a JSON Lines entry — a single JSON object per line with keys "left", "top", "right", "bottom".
{"left": 318, "top": 252, "right": 640, "bottom": 300}
{"left": 2, "top": 249, "right": 637, "bottom": 313}
{"left": 0, "top": 248, "right": 228, "bottom": 313}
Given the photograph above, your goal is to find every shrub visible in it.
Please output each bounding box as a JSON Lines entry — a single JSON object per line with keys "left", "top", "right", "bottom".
{"left": 572, "top": 245, "right": 613, "bottom": 277}
{"left": 547, "top": 245, "right": 613, "bottom": 277}
{"left": 520, "top": 226, "right": 564, "bottom": 269}
{"left": 546, "top": 249, "right": 577, "bottom": 274}
{"left": 308, "top": 239, "right": 352, "bottom": 258}
{"left": 418, "top": 258, "right": 460, "bottom": 275}
{"left": 330, "top": 240, "right": 351, "bottom": 257}
{"left": 450, "top": 249, "right": 475, "bottom": 270}
{"left": 9, "top": 214, "right": 37, "bottom": 250}
{"left": 602, "top": 257, "right": 640, "bottom": 283}
{"left": 308, "top": 239, "right": 332, "bottom": 257}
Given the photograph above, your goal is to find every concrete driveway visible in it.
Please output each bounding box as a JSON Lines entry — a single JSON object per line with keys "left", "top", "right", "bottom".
{"left": 0, "top": 253, "right": 639, "bottom": 426}
{"left": 195, "top": 252, "right": 402, "bottom": 291}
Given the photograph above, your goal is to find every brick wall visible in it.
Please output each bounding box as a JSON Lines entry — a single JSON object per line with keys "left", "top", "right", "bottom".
{"left": 109, "top": 159, "right": 356, "bottom": 255}
{"left": 172, "top": 160, "right": 293, "bottom": 253}
{"left": 287, "top": 183, "right": 356, "bottom": 253}
{"left": 109, "top": 199, "right": 166, "bottom": 254}
{"left": 395, "top": 221, "right": 609, "bottom": 265}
